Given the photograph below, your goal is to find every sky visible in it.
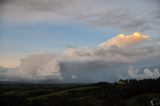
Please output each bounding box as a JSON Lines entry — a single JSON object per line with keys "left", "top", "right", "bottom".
{"left": 0, "top": 0, "right": 160, "bottom": 83}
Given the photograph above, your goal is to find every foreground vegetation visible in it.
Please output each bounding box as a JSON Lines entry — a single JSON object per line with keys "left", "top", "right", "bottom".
{"left": 0, "top": 78, "right": 160, "bottom": 106}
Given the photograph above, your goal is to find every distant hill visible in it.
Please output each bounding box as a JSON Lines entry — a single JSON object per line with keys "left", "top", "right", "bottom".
{"left": 0, "top": 78, "right": 160, "bottom": 106}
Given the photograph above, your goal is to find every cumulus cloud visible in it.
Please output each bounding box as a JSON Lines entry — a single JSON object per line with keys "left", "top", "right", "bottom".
{"left": 3, "top": 53, "right": 62, "bottom": 82}
{"left": 0, "top": 33, "right": 160, "bottom": 82}
{"left": 99, "top": 32, "right": 150, "bottom": 48}
{"left": 128, "top": 66, "right": 160, "bottom": 79}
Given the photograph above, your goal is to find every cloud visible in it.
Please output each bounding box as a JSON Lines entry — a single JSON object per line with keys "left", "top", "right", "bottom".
{"left": 3, "top": 53, "right": 62, "bottom": 81}
{"left": 1, "top": 0, "right": 160, "bottom": 34}
{"left": 128, "top": 66, "right": 160, "bottom": 79}
{"left": 99, "top": 32, "right": 150, "bottom": 48}
{"left": 0, "top": 33, "right": 160, "bottom": 82}
{"left": 63, "top": 47, "right": 94, "bottom": 58}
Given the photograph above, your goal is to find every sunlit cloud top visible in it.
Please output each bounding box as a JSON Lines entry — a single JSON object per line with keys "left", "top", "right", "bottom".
{"left": 99, "top": 32, "right": 150, "bottom": 48}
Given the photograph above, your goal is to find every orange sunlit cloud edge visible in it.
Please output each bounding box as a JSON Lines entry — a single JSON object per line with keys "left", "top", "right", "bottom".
{"left": 99, "top": 32, "right": 150, "bottom": 48}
